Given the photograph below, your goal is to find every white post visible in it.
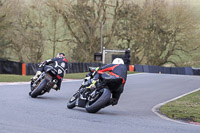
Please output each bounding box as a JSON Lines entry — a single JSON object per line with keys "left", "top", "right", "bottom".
{"left": 102, "top": 47, "right": 106, "bottom": 64}
{"left": 100, "top": 21, "right": 104, "bottom": 53}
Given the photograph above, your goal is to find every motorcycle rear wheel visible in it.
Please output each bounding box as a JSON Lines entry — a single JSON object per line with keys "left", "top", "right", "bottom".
{"left": 85, "top": 88, "right": 111, "bottom": 113}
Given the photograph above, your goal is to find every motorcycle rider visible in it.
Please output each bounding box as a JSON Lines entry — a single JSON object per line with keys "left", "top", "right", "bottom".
{"left": 31, "top": 53, "right": 68, "bottom": 91}
{"left": 86, "top": 58, "right": 127, "bottom": 106}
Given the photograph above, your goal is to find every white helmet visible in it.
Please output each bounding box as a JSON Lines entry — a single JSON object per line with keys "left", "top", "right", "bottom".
{"left": 112, "top": 58, "right": 124, "bottom": 64}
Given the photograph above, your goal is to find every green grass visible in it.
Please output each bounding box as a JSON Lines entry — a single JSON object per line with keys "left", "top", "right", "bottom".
{"left": 0, "top": 74, "right": 33, "bottom": 82}
{"left": 0, "top": 73, "right": 87, "bottom": 82}
{"left": 64, "top": 72, "right": 88, "bottom": 79}
{"left": 160, "top": 90, "right": 200, "bottom": 123}
{"left": 0, "top": 71, "right": 137, "bottom": 82}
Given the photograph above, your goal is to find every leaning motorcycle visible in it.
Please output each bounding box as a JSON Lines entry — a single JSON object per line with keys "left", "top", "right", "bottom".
{"left": 67, "top": 67, "right": 123, "bottom": 113}
{"left": 29, "top": 66, "right": 60, "bottom": 98}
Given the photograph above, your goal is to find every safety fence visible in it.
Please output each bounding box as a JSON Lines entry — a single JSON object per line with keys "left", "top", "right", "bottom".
{"left": 0, "top": 60, "right": 22, "bottom": 75}
{"left": 0, "top": 60, "right": 104, "bottom": 75}
{"left": 0, "top": 60, "right": 200, "bottom": 76}
{"left": 134, "top": 64, "right": 197, "bottom": 75}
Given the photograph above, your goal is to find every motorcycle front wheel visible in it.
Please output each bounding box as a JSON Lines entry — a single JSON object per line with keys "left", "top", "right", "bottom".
{"left": 67, "top": 91, "right": 79, "bottom": 109}
{"left": 85, "top": 88, "right": 111, "bottom": 113}
{"left": 30, "top": 79, "right": 48, "bottom": 98}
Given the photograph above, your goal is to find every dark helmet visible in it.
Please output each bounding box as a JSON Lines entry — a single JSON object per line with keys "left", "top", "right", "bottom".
{"left": 57, "top": 53, "right": 65, "bottom": 58}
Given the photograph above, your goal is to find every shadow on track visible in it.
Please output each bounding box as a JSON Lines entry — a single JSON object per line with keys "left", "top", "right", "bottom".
{"left": 28, "top": 96, "right": 67, "bottom": 101}
{"left": 67, "top": 107, "right": 120, "bottom": 116}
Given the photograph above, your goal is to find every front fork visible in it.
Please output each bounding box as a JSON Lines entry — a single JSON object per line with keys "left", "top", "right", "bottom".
{"left": 31, "top": 72, "right": 45, "bottom": 91}
{"left": 31, "top": 73, "right": 57, "bottom": 93}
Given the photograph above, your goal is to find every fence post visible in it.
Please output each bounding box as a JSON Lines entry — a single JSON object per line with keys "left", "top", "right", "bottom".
{"left": 129, "top": 65, "right": 134, "bottom": 71}
{"left": 22, "top": 63, "right": 26, "bottom": 76}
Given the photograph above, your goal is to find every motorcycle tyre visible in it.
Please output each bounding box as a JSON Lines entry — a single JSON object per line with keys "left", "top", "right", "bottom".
{"left": 85, "top": 88, "right": 111, "bottom": 113}
{"left": 67, "top": 92, "right": 79, "bottom": 109}
{"left": 30, "top": 79, "right": 47, "bottom": 98}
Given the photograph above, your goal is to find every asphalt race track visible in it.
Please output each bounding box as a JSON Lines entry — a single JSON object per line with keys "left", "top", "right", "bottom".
{"left": 0, "top": 73, "right": 200, "bottom": 133}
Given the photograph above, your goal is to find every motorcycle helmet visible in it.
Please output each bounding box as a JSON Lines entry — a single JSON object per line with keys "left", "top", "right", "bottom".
{"left": 112, "top": 58, "right": 124, "bottom": 64}
{"left": 57, "top": 53, "right": 65, "bottom": 58}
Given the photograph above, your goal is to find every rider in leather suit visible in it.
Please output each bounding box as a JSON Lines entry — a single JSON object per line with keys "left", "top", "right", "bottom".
{"left": 87, "top": 58, "right": 127, "bottom": 106}
{"left": 32, "top": 53, "right": 68, "bottom": 90}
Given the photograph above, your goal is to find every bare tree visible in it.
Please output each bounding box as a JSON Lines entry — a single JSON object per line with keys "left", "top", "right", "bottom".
{"left": 9, "top": 0, "right": 45, "bottom": 63}
{"left": 0, "top": 0, "right": 11, "bottom": 59}
{"left": 115, "top": 0, "right": 200, "bottom": 66}
{"left": 114, "top": 2, "right": 145, "bottom": 64}
{"left": 142, "top": 0, "right": 200, "bottom": 66}
{"left": 45, "top": 1, "right": 68, "bottom": 58}
{"left": 47, "top": 0, "right": 124, "bottom": 62}
{"left": 2, "top": 0, "right": 199, "bottom": 66}
{"left": 26, "top": 1, "right": 45, "bottom": 63}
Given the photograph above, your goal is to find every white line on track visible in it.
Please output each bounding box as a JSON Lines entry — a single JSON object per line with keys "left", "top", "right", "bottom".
{"left": 0, "top": 82, "right": 30, "bottom": 86}
{"left": 152, "top": 88, "right": 200, "bottom": 126}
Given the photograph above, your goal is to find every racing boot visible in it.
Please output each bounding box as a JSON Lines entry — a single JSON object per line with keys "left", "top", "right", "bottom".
{"left": 104, "top": 98, "right": 118, "bottom": 107}
{"left": 31, "top": 71, "right": 42, "bottom": 81}
{"left": 52, "top": 84, "right": 60, "bottom": 91}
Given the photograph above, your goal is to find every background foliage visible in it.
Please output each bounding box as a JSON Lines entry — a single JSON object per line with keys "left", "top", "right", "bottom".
{"left": 0, "top": 0, "right": 200, "bottom": 67}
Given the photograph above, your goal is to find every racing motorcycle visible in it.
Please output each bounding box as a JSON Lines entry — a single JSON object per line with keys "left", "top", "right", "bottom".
{"left": 29, "top": 66, "right": 60, "bottom": 98}
{"left": 67, "top": 67, "right": 123, "bottom": 113}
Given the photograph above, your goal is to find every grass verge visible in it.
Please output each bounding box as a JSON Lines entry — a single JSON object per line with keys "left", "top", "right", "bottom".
{"left": 0, "top": 71, "right": 137, "bottom": 82}
{"left": 160, "top": 90, "right": 200, "bottom": 123}
{"left": 0, "top": 74, "right": 33, "bottom": 82}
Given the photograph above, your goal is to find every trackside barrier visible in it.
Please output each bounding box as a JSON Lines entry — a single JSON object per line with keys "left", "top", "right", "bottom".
{"left": 0, "top": 60, "right": 200, "bottom": 76}
{"left": 26, "top": 63, "right": 38, "bottom": 75}
{"left": 66, "top": 62, "right": 104, "bottom": 74}
{"left": 192, "top": 68, "right": 200, "bottom": 75}
{"left": 129, "top": 65, "right": 134, "bottom": 71}
{"left": 25, "top": 62, "right": 105, "bottom": 75}
{"left": 22, "top": 63, "right": 26, "bottom": 76}
{"left": 0, "top": 61, "right": 105, "bottom": 75}
{"left": 134, "top": 64, "right": 194, "bottom": 75}
{"left": 24, "top": 62, "right": 105, "bottom": 75}
{"left": 0, "top": 59, "right": 22, "bottom": 75}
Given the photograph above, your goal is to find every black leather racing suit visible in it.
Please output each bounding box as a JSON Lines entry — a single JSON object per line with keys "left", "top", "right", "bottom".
{"left": 38, "top": 56, "right": 68, "bottom": 89}
{"left": 94, "top": 64, "right": 127, "bottom": 104}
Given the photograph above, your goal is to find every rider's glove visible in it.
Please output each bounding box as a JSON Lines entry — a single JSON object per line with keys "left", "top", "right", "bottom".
{"left": 39, "top": 61, "right": 46, "bottom": 67}
{"left": 92, "top": 67, "right": 100, "bottom": 77}
{"left": 86, "top": 80, "right": 97, "bottom": 91}
{"left": 95, "top": 67, "right": 100, "bottom": 71}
